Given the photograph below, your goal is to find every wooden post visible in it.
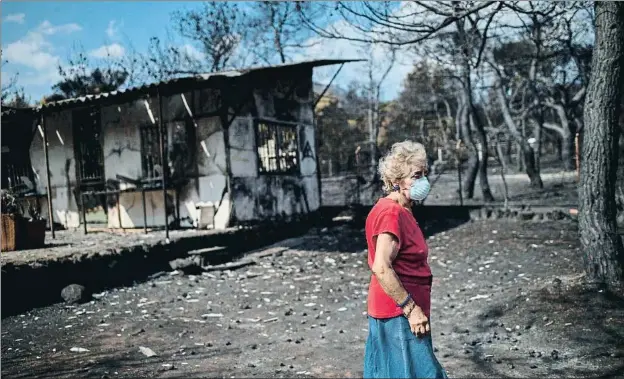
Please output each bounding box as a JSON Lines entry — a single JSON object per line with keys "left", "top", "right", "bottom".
{"left": 157, "top": 89, "right": 169, "bottom": 241}
{"left": 76, "top": 158, "right": 87, "bottom": 234}
{"left": 41, "top": 113, "right": 55, "bottom": 239}
{"left": 116, "top": 192, "right": 122, "bottom": 230}
{"left": 175, "top": 186, "right": 180, "bottom": 227}
{"left": 142, "top": 188, "right": 147, "bottom": 234}
{"left": 80, "top": 193, "right": 87, "bottom": 234}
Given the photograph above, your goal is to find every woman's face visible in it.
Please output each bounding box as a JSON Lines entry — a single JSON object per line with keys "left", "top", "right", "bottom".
{"left": 395, "top": 164, "right": 428, "bottom": 200}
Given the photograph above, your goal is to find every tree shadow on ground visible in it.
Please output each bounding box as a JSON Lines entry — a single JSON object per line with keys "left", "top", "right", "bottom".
{"left": 299, "top": 205, "right": 474, "bottom": 254}
{"left": 469, "top": 281, "right": 624, "bottom": 378}
{"left": 1, "top": 345, "right": 246, "bottom": 379}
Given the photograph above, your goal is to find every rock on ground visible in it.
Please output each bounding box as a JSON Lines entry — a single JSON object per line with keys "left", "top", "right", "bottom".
{"left": 60, "top": 284, "right": 89, "bottom": 304}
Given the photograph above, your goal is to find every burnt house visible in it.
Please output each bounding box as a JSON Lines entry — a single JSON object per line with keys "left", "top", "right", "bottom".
{"left": 1, "top": 59, "right": 358, "bottom": 231}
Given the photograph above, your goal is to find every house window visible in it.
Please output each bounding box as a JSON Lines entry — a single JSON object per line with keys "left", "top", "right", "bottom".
{"left": 255, "top": 120, "right": 299, "bottom": 174}
{"left": 73, "top": 107, "right": 105, "bottom": 187}
{"left": 168, "top": 117, "right": 197, "bottom": 179}
{"left": 195, "top": 88, "right": 222, "bottom": 117}
{"left": 140, "top": 124, "right": 167, "bottom": 180}
{"left": 1, "top": 148, "right": 34, "bottom": 195}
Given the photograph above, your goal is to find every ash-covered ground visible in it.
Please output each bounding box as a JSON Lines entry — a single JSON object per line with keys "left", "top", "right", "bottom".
{"left": 2, "top": 219, "right": 623, "bottom": 378}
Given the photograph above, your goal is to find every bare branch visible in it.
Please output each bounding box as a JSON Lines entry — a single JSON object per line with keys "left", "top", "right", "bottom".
{"left": 299, "top": 1, "right": 499, "bottom": 46}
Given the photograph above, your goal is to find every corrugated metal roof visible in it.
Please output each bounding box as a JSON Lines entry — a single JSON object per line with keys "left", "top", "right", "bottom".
{"left": 36, "top": 59, "right": 364, "bottom": 111}
{"left": 1, "top": 106, "right": 36, "bottom": 118}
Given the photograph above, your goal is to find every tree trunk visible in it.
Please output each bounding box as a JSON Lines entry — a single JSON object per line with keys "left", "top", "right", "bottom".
{"left": 532, "top": 116, "right": 542, "bottom": 175}
{"left": 561, "top": 133, "right": 575, "bottom": 171}
{"left": 521, "top": 144, "right": 543, "bottom": 188}
{"left": 470, "top": 112, "right": 495, "bottom": 202}
{"left": 545, "top": 103, "right": 576, "bottom": 171}
{"left": 578, "top": 1, "right": 624, "bottom": 287}
{"left": 456, "top": 15, "right": 494, "bottom": 202}
{"left": 459, "top": 97, "right": 479, "bottom": 199}
{"left": 463, "top": 148, "right": 479, "bottom": 199}
{"left": 617, "top": 161, "right": 624, "bottom": 228}
{"left": 543, "top": 124, "right": 574, "bottom": 170}
{"left": 494, "top": 85, "right": 543, "bottom": 187}
{"left": 516, "top": 143, "right": 525, "bottom": 172}
{"left": 498, "top": 141, "right": 508, "bottom": 173}
{"left": 495, "top": 137, "right": 509, "bottom": 209}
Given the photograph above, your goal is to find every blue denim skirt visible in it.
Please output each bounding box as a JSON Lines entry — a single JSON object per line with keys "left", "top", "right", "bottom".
{"left": 364, "top": 316, "right": 448, "bottom": 379}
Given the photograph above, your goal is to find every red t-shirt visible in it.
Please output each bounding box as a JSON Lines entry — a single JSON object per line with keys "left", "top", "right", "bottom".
{"left": 366, "top": 198, "right": 433, "bottom": 319}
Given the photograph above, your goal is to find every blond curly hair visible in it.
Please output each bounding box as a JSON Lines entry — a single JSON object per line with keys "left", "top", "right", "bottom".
{"left": 378, "top": 140, "right": 428, "bottom": 194}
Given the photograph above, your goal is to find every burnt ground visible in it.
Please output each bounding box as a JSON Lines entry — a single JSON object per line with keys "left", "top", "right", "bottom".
{"left": 2, "top": 219, "right": 624, "bottom": 379}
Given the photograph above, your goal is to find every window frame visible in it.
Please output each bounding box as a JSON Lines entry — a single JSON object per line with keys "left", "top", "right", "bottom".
{"left": 1, "top": 147, "right": 35, "bottom": 195}
{"left": 72, "top": 106, "right": 106, "bottom": 188}
{"left": 139, "top": 122, "right": 167, "bottom": 182}
{"left": 253, "top": 118, "right": 300, "bottom": 176}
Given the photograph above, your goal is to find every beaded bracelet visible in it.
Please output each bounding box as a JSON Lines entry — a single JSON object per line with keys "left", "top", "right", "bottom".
{"left": 397, "top": 293, "right": 412, "bottom": 308}
{"left": 403, "top": 303, "right": 416, "bottom": 318}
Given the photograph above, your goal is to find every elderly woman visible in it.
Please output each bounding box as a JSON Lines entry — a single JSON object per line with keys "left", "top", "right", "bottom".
{"left": 364, "top": 141, "right": 447, "bottom": 379}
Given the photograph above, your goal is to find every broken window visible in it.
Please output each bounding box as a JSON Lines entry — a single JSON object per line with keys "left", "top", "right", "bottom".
{"left": 255, "top": 120, "right": 299, "bottom": 174}
{"left": 167, "top": 117, "right": 197, "bottom": 179}
{"left": 1, "top": 146, "right": 35, "bottom": 195}
{"left": 140, "top": 124, "right": 167, "bottom": 180}
{"left": 195, "top": 88, "right": 222, "bottom": 117}
{"left": 73, "top": 107, "right": 105, "bottom": 187}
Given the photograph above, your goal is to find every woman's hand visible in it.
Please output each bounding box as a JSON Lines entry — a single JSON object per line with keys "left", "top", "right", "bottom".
{"left": 407, "top": 305, "right": 430, "bottom": 337}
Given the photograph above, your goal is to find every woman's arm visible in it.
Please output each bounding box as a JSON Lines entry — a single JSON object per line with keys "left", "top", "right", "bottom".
{"left": 372, "top": 232, "right": 430, "bottom": 335}
{"left": 371, "top": 232, "right": 411, "bottom": 305}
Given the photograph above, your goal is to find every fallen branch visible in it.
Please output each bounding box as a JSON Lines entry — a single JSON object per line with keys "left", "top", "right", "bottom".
{"left": 201, "top": 259, "right": 257, "bottom": 272}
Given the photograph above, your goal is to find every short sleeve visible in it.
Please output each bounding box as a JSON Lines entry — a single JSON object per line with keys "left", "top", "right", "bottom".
{"left": 371, "top": 208, "right": 402, "bottom": 250}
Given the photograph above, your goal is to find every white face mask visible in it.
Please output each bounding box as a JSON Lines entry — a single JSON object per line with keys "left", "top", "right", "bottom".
{"left": 409, "top": 176, "right": 431, "bottom": 202}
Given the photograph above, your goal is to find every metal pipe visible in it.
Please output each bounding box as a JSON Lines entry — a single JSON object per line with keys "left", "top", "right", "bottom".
{"left": 175, "top": 187, "right": 180, "bottom": 227}
{"left": 313, "top": 63, "right": 344, "bottom": 108}
{"left": 80, "top": 193, "right": 87, "bottom": 234}
{"left": 41, "top": 113, "right": 55, "bottom": 239}
{"left": 116, "top": 192, "right": 122, "bottom": 230}
{"left": 157, "top": 90, "right": 169, "bottom": 241}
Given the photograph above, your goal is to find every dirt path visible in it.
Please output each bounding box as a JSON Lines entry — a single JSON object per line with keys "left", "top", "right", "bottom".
{"left": 2, "top": 219, "right": 622, "bottom": 378}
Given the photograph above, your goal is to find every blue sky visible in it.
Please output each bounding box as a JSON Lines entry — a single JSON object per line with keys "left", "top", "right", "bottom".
{"left": 2, "top": 1, "right": 199, "bottom": 102}
{"left": 2, "top": 1, "right": 415, "bottom": 104}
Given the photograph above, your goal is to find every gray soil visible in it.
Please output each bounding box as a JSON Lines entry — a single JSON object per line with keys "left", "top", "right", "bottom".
{"left": 2, "top": 219, "right": 623, "bottom": 379}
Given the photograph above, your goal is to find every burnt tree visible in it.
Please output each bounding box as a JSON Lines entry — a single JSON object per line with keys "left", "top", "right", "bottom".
{"left": 454, "top": 8, "right": 495, "bottom": 201}
{"left": 579, "top": 1, "right": 624, "bottom": 287}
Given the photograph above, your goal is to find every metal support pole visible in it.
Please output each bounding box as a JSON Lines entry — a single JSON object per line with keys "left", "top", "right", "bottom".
{"left": 116, "top": 192, "right": 122, "bottom": 230}
{"left": 175, "top": 186, "right": 180, "bottom": 227}
{"left": 142, "top": 188, "right": 147, "bottom": 234}
{"left": 157, "top": 89, "right": 169, "bottom": 241}
{"left": 80, "top": 193, "right": 87, "bottom": 234}
{"left": 41, "top": 114, "right": 55, "bottom": 239}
